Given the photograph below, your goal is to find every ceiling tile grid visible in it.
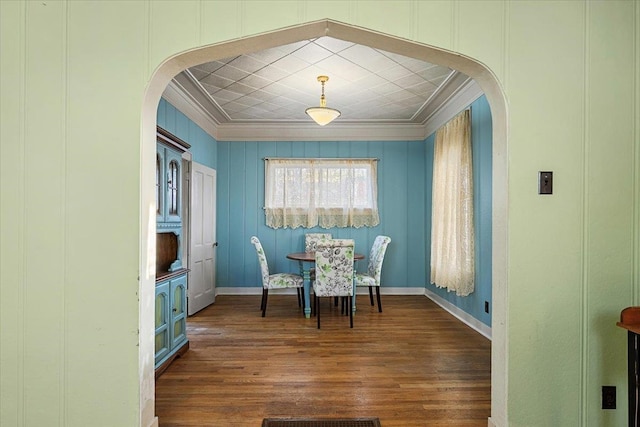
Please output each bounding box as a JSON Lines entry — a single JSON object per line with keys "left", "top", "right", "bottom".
{"left": 185, "top": 36, "right": 459, "bottom": 124}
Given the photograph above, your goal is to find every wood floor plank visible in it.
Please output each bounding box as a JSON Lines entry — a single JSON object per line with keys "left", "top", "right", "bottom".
{"left": 155, "top": 295, "right": 491, "bottom": 426}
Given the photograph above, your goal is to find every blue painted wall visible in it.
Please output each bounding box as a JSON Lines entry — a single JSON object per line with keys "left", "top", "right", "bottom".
{"left": 216, "top": 140, "right": 427, "bottom": 290}
{"left": 158, "top": 95, "right": 492, "bottom": 327}
{"left": 157, "top": 98, "right": 217, "bottom": 169}
{"left": 425, "top": 95, "right": 493, "bottom": 326}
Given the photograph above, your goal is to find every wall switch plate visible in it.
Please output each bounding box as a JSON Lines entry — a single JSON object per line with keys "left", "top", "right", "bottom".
{"left": 602, "top": 386, "right": 616, "bottom": 409}
{"left": 538, "top": 171, "right": 553, "bottom": 194}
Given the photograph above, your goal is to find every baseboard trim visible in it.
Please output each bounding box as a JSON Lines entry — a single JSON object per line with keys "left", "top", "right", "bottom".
{"left": 487, "top": 417, "right": 497, "bottom": 427}
{"left": 215, "top": 287, "right": 427, "bottom": 296}
{"left": 146, "top": 417, "right": 159, "bottom": 427}
{"left": 423, "top": 288, "right": 492, "bottom": 340}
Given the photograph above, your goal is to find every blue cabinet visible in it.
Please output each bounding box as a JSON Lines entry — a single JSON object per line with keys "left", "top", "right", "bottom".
{"left": 155, "top": 127, "right": 191, "bottom": 376}
{"left": 155, "top": 272, "right": 188, "bottom": 370}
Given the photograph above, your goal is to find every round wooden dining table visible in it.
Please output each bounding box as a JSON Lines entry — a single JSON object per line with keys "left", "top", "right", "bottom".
{"left": 287, "top": 251, "right": 365, "bottom": 318}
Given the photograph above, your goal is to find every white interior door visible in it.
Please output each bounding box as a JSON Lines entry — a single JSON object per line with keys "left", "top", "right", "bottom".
{"left": 188, "top": 162, "right": 216, "bottom": 315}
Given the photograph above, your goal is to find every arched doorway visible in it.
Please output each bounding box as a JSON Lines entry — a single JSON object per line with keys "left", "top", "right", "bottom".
{"left": 141, "top": 19, "right": 508, "bottom": 426}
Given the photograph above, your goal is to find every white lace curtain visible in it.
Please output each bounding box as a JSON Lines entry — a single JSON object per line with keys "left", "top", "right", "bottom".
{"left": 264, "top": 158, "right": 379, "bottom": 229}
{"left": 430, "top": 110, "right": 475, "bottom": 296}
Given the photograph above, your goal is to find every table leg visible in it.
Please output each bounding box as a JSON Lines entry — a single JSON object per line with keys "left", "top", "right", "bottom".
{"left": 352, "top": 269, "right": 357, "bottom": 313}
{"left": 298, "top": 261, "right": 312, "bottom": 318}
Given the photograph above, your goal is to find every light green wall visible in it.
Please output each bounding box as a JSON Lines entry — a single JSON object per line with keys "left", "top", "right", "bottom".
{"left": 1, "top": 1, "right": 638, "bottom": 427}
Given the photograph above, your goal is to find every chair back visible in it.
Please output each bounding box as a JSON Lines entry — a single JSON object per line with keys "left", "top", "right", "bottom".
{"left": 250, "top": 236, "right": 270, "bottom": 288}
{"left": 367, "top": 236, "right": 391, "bottom": 282}
{"left": 314, "top": 239, "right": 355, "bottom": 297}
{"left": 305, "top": 233, "right": 332, "bottom": 252}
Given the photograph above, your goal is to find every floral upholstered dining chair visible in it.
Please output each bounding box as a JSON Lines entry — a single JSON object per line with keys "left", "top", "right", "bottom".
{"left": 313, "top": 239, "right": 355, "bottom": 329}
{"left": 251, "top": 236, "right": 304, "bottom": 317}
{"left": 304, "top": 233, "right": 332, "bottom": 281}
{"left": 355, "top": 235, "right": 391, "bottom": 312}
{"left": 304, "top": 233, "right": 332, "bottom": 252}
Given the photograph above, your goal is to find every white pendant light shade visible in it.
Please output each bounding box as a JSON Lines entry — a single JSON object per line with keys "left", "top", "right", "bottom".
{"left": 305, "top": 76, "right": 341, "bottom": 126}
{"left": 305, "top": 106, "right": 341, "bottom": 126}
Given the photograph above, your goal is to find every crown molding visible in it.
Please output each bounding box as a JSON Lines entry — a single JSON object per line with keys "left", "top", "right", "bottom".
{"left": 162, "top": 78, "right": 220, "bottom": 140}
{"left": 422, "top": 76, "right": 483, "bottom": 137}
{"left": 162, "top": 75, "right": 483, "bottom": 142}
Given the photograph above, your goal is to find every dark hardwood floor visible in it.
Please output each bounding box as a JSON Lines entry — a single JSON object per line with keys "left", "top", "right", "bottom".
{"left": 155, "top": 294, "right": 491, "bottom": 426}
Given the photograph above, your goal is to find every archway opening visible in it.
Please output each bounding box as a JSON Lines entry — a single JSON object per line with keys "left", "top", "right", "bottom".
{"left": 141, "top": 19, "right": 508, "bottom": 426}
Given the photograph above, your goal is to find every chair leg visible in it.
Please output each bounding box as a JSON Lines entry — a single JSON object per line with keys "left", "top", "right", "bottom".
{"left": 261, "top": 289, "right": 268, "bottom": 317}
{"left": 316, "top": 296, "right": 321, "bottom": 329}
{"left": 334, "top": 296, "right": 339, "bottom": 306}
{"left": 349, "top": 296, "right": 353, "bottom": 328}
{"left": 376, "top": 287, "right": 382, "bottom": 312}
{"left": 296, "top": 288, "right": 301, "bottom": 308}
{"left": 368, "top": 286, "right": 374, "bottom": 306}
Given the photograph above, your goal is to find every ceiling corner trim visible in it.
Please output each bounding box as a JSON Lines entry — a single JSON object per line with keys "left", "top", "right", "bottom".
{"left": 422, "top": 79, "right": 483, "bottom": 138}
{"left": 162, "top": 79, "right": 220, "bottom": 140}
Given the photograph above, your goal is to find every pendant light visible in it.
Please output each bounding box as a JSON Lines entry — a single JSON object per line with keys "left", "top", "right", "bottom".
{"left": 305, "top": 75, "right": 341, "bottom": 126}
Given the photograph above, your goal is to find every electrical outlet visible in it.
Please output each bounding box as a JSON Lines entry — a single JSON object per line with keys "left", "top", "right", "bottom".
{"left": 538, "top": 171, "right": 553, "bottom": 194}
{"left": 602, "top": 386, "right": 616, "bottom": 409}
{"left": 484, "top": 301, "right": 490, "bottom": 313}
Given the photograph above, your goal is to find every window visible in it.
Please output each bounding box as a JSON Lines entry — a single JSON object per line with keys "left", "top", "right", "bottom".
{"left": 264, "top": 158, "right": 379, "bottom": 229}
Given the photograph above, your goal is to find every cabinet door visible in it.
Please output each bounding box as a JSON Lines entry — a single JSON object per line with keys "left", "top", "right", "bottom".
{"left": 154, "top": 281, "right": 171, "bottom": 365}
{"left": 156, "top": 146, "right": 166, "bottom": 223}
{"left": 170, "top": 275, "right": 188, "bottom": 348}
{"left": 165, "top": 148, "right": 182, "bottom": 223}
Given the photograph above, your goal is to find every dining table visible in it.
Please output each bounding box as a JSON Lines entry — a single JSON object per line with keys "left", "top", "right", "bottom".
{"left": 286, "top": 251, "right": 365, "bottom": 318}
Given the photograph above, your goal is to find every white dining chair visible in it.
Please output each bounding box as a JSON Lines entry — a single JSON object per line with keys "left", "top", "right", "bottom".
{"left": 313, "top": 239, "right": 355, "bottom": 329}
{"left": 251, "top": 236, "right": 304, "bottom": 317}
{"left": 355, "top": 235, "right": 391, "bottom": 312}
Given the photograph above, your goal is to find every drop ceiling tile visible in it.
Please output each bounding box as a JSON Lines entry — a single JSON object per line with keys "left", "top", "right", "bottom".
{"left": 376, "top": 64, "right": 414, "bottom": 82}
{"left": 427, "top": 75, "right": 449, "bottom": 87}
{"left": 418, "top": 66, "right": 452, "bottom": 82}
{"left": 253, "top": 65, "right": 289, "bottom": 82}
{"left": 314, "top": 55, "right": 369, "bottom": 81}
{"left": 291, "top": 42, "right": 334, "bottom": 64}
{"left": 235, "top": 95, "right": 263, "bottom": 107}
{"left": 276, "top": 40, "right": 311, "bottom": 55}
{"left": 405, "top": 81, "right": 437, "bottom": 97}
{"left": 215, "top": 65, "right": 250, "bottom": 81}
{"left": 227, "top": 55, "right": 268, "bottom": 74}
{"left": 225, "top": 81, "right": 257, "bottom": 96}
{"left": 192, "top": 60, "right": 228, "bottom": 74}
{"left": 313, "top": 36, "right": 355, "bottom": 53}
{"left": 222, "top": 100, "right": 250, "bottom": 113}
{"left": 239, "top": 73, "right": 273, "bottom": 90}
{"left": 339, "top": 44, "right": 399, "bottom": 73}
{"left": 271, "top": 54, "right": 312, "bottom": 74}
{"left": 393, "top": 73, "right": 428, "bottom": 90}
{"left": 385, "top": 89, "right": 420, "bottom": 103}
{"left": 213, "top": 88, "right": 244, "bottom": 103}
{"left": 189, "top": 68, "right": 210, "bottom": 81}
{"left": 400, "top": 57, "right": 436, "bottom": 73}
{"left": 261, "top": 81, "right": 294, "bottom": 97}
{"left": 369, "top": 81, "right": 403, "bottom": 96}
{"left": 200, "top": 73, "right": 235, "bottom": 90}
{"left": 247, "top": 46, "right": 291, "bottom": 64}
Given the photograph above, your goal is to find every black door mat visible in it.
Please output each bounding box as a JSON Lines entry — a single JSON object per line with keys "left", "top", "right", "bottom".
{"left": 262, "top": 418, "right": 381, "bottom": 427}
